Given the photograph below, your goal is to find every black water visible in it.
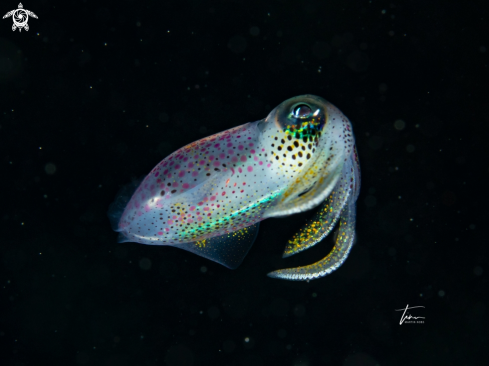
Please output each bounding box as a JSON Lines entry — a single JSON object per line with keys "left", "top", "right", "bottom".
{"left": 1, "top": 1, "right": 486, "bottom": 365}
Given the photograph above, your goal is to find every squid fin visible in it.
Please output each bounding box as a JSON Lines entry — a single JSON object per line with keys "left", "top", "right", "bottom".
{"left": 172, "top": 223, "right": 260, "bottom": 269}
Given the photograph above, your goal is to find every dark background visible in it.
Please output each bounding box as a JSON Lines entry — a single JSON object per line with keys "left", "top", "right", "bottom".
{"left": 1, "top": 0, "right": 486, "bottom": 365}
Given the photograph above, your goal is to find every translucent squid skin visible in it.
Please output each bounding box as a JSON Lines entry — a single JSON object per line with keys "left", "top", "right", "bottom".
{"left": 110, "top": 95, "right": 360, "bottom": 281}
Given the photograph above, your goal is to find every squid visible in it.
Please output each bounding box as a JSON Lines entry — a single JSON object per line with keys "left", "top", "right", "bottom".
{"left": 109, "top": 95, "right": 360, "bottom": 280}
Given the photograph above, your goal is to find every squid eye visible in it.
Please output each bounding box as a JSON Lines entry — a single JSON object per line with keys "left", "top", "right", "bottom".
{"left": 292, "top": 104, "right": 312, "bottom": 119}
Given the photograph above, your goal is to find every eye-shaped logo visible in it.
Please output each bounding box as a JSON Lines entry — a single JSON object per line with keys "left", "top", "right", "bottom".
{"left": 3, "top": 3, "right": 38, "bottom": 32}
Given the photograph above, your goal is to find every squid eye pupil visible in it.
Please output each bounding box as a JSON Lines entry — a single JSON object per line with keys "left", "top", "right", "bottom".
{"left": 293, "top": 105, "right": 312, "bottom": 118}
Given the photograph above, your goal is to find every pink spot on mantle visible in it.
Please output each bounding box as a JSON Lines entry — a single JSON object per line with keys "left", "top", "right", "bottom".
{"left": 178, "top": 171, "right": 185, "bottom": 177}
{"left": 183, "top": 183, "right": 190, "bottom": 189}
{"left": 158, "top": 231, "right": 163, "bottom": 235}
{"left": 238, "top": 167, "right": 242, "bottom": 173}
{"left": 247, "top": 166, "right": 253, "bottom": 172}
{"left": 240, "top": 155, "right": 247, "bottom": 162}
{"left": 238, "top": 145, "right": 244, "bottom": 150}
